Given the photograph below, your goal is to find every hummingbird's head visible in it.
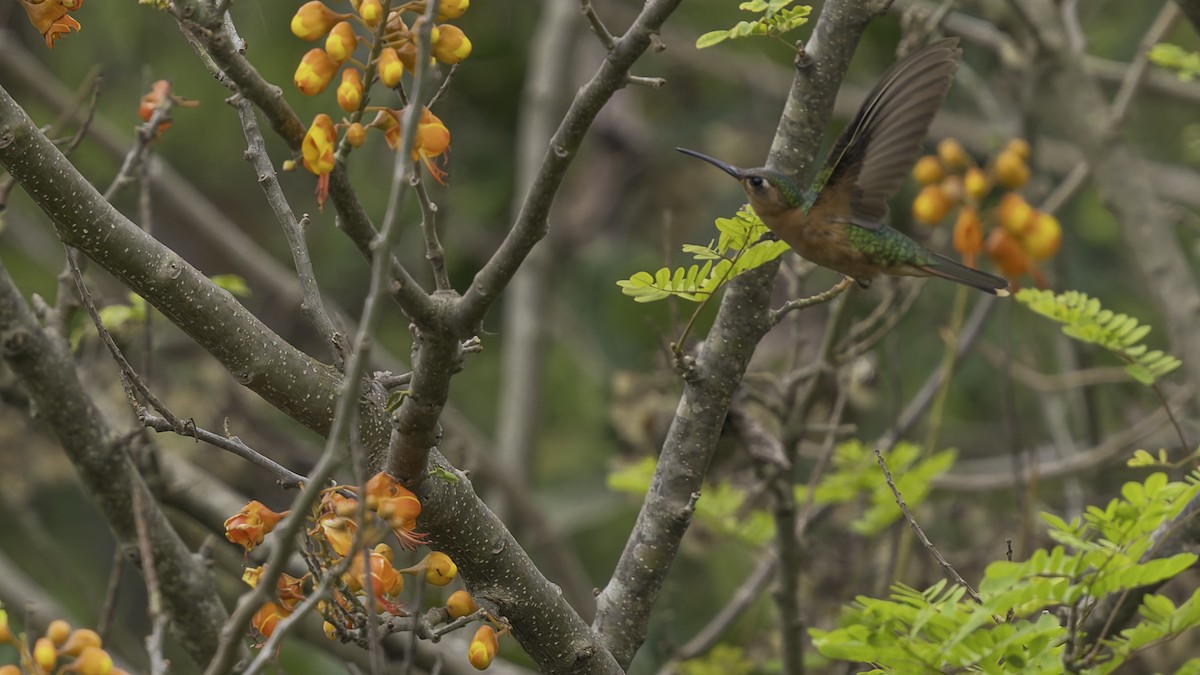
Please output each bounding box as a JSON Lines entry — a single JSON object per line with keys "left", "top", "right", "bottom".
{"left": 675, "top": 148, "right": 803, "bottom": 218}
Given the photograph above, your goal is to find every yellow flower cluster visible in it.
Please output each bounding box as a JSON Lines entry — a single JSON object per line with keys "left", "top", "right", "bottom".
{"left": 0, "top": 612, "right": 123, "bottom": 675}
{"left": 290, "top": 0, "right": 471, "bottom": 202}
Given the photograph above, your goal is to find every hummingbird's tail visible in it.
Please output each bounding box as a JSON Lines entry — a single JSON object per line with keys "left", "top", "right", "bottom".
{"left": 918, "top": 253, "right": 1011, "bottom": 296}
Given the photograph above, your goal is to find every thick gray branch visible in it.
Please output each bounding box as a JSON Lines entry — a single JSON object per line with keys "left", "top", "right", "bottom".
{"left": 592, "top": 0, "right": 892, "bottom": 666}
{"left": 0, "top": 259, "right": 228, "bottom": 666}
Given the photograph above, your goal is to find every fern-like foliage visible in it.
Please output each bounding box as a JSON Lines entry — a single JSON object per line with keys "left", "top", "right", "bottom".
{"left": 1016, "top": 288, "right": 1181, "bottom": 385}
{"left": 617, "top": 205, "right": 790, "bottom": 303}
{"left": 695, "top": 0, "right": 812, "bottom": 49}
{"left": 795, "top": 440, "right": 956, "bottom": 536}
{"left": 812, "top": 471, "right": 1200, "bottom": 674}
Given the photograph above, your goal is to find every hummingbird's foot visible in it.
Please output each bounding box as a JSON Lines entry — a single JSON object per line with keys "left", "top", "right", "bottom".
{"left": 853, "top": 276, "right": 872, "bottom": 290}
{"left": 793, "top": 41, "right": 810, "bottom": 69}
{"left": 755, "top": 231, "right": 779, "bottom": 244}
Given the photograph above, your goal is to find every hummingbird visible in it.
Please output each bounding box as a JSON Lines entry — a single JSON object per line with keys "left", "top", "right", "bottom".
{"left": 678, "top": 38, "right": 1010, "bottom": 296}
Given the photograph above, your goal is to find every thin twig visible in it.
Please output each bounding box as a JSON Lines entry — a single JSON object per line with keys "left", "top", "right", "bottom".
{"left": 771, "top": 277, "right": 853, "bottom": 325}
{"left": 233, "top": 95, "right": 343, "bottom": 365}
{"left": 427, "top": 65, "right": 459, "bottom": 109}
{"left": 580, "top": 0, "right": 617, "bottom": 50}
{"left": 132, "top": 488, "right": 169, "bottom": 675}
{"left": 1110, "top": 2, "right": 1179, "bottom": 128}
{"left": 412, "top": 177, "right": 452, "bottom": 291}
{"left": 872, "top": 443, "right": 982, "bottom": 603}
{"left": 140, "top": 412, "right": 309, "bottom": 488}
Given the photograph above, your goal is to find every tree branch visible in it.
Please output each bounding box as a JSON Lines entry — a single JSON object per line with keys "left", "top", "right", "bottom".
{"left": 0, "top": 258, "right": 228, "bottom": 666}
{"left": 453, "top": 0, "right": 684, "bottom": 330}
{"left": 592, "top": 0, "right": 893, "bottom": 666}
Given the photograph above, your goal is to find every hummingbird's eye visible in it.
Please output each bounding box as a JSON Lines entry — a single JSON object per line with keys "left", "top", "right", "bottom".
{"left": 747, "top": 176, "right": 765, "bottom": 190}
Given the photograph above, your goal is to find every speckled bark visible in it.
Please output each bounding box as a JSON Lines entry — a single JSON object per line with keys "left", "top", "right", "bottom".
{"left": 0, "top": 85, "right": 392, "bottom": 452}
{"left": 592, "top": 0, "right": 893, "bottom": 667}
{"left": 0, "top": 259, "right": 228, "bottom": 666}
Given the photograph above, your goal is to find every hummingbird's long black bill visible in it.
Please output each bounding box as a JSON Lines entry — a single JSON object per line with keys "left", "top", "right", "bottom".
{"left": 675, "top": 147, "right": 743, "bottom": 179}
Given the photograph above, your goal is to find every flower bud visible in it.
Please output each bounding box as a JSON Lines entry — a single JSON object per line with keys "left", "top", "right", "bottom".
{"left": 997, "top": 193, "right": 1035, "bottom": 236}
{"left": 291, "top": 2, "right": 347, "bottom": 41}
{"left": 432, "top": 24, "right": 471, "bottom": 64}
{"left": 378, "top": 48, "right": 405, "bottom": 88}
{"left": 912, "top": 184, "right": 951, "bottom": 226}
{"left": 358, "top": 0, "right": 383, "bottom": 26}
{"left": 337, "top": 68, "right": 364, "bottom": 113}
{"left": 425, "top": 552, "right": 457, "bottom": 586}
{"left": 437, "top": 0, "right": 469, "bottom": 21}
{"left": 992, "top": 149, "right": 1029, "bottom": 189}
{"left": 911, "top": 155, "right": 943, "bottom": 185}
{"left": 345, "top": 122, "right": 367, "bottom": 148}
{"left": 447, "top": 590, "right": 478, "bottom": 618}
{"left": 34, "top": 636, "right": 57, "bottom": 672}
{"left": 325, "top": 21, "right": 357, "bottom": 63}
{"left": 47, "top": 619, "right": 71, "bottom": 645}
{"left": 986, "top": 228, "right": 1029, "bottom": 280}
{"left": 72, "top": 646, "right": 114, "bottom": 675}
{"left": 963, "top": 167, "right": 989, "bottom": 202}
{"left": 60, "top": 628, "right": 103, "bottom": 657}
{"left": 1021, "top": 212, "right": 1062, "bottom": 260}
{"left": 468, "top": 625, "right": 498, "bottom": 670}
{"left": 294, "top": 48, "right": 339, "bottom": 96}
{"left": 1006, "top": 137, "right": 1031, "bottom": 160}
{"left": 937, "top": 138, "right": 969, "bottom": 170}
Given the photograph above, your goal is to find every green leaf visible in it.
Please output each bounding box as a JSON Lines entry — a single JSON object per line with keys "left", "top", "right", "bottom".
{"left": 695, "top": 30, "right": 730, "bottom": 49}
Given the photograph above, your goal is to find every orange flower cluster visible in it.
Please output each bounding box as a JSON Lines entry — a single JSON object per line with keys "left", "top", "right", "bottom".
{"left": 17, "top": 0, "right": 83, "bottom": 48}
{"left": 911, "top": 138, "right": 1061, "bottom": 288}
{"left": 223, "top": 472, "right": 475, "bottom": 651}
{"left": 0, "top": 611, "right": 125, "bottom": 675}
{"left": 289, "top": 0, "right": 469, "bottom": 200}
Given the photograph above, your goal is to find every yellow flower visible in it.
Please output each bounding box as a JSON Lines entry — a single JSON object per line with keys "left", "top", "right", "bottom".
{"left": 17, "top": 0, "right": 83, "bottom": 48}
{"left": 437, "top": 0, "right": 469, "bottom": 21}
{"left": 468, "top": 626, "right": 498, "bottom": 670}
{"left": 325, "top": 21, "right": 357, "bottom": 63}
{"left": 378, "top": 47, "right": 405, "bottom": 88}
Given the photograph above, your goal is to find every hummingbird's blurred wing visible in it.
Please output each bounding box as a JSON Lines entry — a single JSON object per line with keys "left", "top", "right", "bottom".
{"left": 813, "top": 38, "right": 960, "bottom": 230}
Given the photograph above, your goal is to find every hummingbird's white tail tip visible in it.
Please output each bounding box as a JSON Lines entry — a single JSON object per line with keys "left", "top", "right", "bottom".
{"left": 995, "top": 288, "right": 1011, "bottom": 298}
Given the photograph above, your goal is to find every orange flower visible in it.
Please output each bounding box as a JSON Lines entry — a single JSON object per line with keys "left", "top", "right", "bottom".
{"left": 325, "top": 21, "right": 358, "bottom": 63}
{"left": 59, "top": 629, "right": 102, "bottom": 658}
{"left": 468, "top": 625, "right": 499, "bottom": 670}
{"left": 302, "top": 113, "right": 338, "bottom": 208}
{"left": 224, "top": 500, "right": 289, "bottom": 552}
{"left": 937, "top": 138, "right": 969, "bottom": 170}
{"left": 18, "top": 0, "right": 83, "bottom": 48}
{"left": 34, "top": 637, "right": 57, "bottom": 672}
{"left": 365, "top": 469, "right": 427, "bottom": 548}
{"left": 986, "top": 227, "right": 1029, "bottom": 281}
{"left": 963, "top": 167, "right": 989, "bottom": 202}
{"left": 432, "top": 24, "right": 472, "bottom": 64}
{"left": 337, "top": 68, "right": 364, "bottom": 113}
{"left": 294, "top": 48, "right": 339, "bottom": 96}
{"left": 345, "top": 550, "right": 404, "bottom": 611}
{"left": 413, "top": 107, "right": 451, "bottom": 185}
{"left": 137, "top": 80, "right": 199, "bottom": 137}
{"left": 251, "top": 602, "right": 290, "bottom": 640}
{"left": 952, "top": 207, "right": 983, "bottom": 267}
{"left": 291, "top": 1, "right": 348, "bottom": 41}
{"left": 317, "top": 513, "right": 357, "bottom": 556}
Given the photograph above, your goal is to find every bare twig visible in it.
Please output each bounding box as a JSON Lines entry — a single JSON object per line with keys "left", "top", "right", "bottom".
{"left": 580, "top": 0, "right": 616, "bottom": 50}
{"left": 771, "top": 277, "right": 854, "bottom": 325}
{"left": 233, "top": 95, "right": 343, "bottom": 365}
{"left": 873, "top": 443, "right": 982, "bottom": 603}
{"left": 132, "top": 489, "right": 169, "bottom": 675}
{"left": 140, "top": 412, "right": 309, "bottom": 488}
{"left": 1110, "top": 2, "right": 1179, "bottom": 128}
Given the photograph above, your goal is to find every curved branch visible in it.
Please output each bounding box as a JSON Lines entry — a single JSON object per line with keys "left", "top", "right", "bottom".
{"left": 592, "top": 0, "right": 892, "bottom": 666}
{"left": 453, "top": 0, "right": 684, "bottom": 330}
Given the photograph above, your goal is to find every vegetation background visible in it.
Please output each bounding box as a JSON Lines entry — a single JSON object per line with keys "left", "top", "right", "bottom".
{"left": 1, "top": 0, "right": 1200, "bottom": 673}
